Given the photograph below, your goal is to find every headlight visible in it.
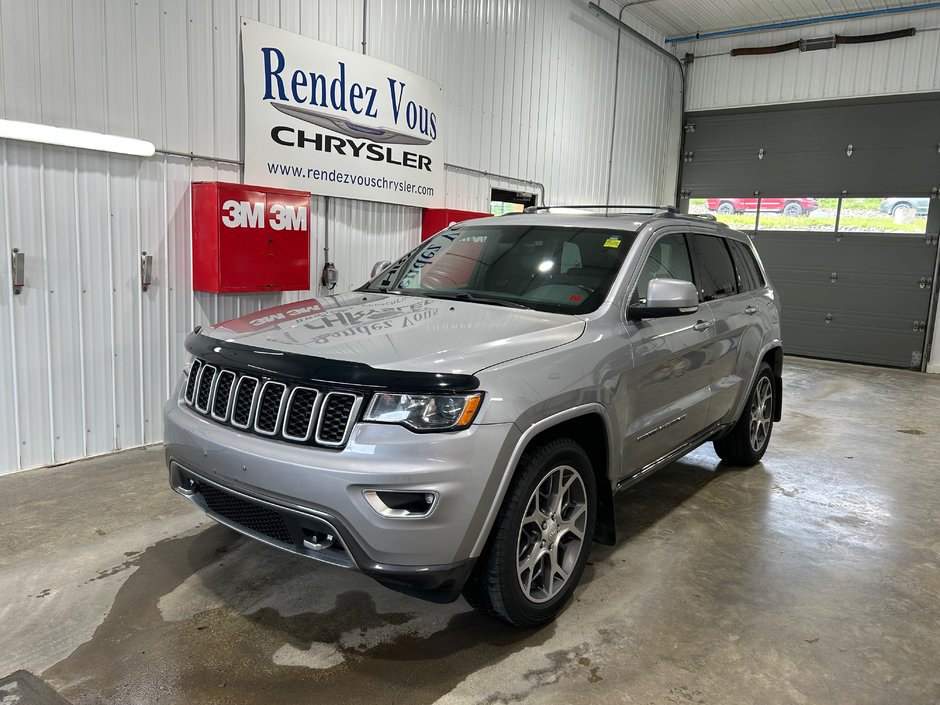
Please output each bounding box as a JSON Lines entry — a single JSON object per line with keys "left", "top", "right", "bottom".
{"left": 364, "top": 392, "right": 483, "bottom": 431}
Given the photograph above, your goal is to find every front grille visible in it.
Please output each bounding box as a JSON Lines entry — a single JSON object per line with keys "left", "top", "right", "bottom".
{"left": 255, "top": 382, "right": 287, "bottom": 435}
{"left": 195, "top": 365, "right": 217, "bottom": 413}
{"left": 198, "top": 482, "right": 293, "bottom": 544}
{"left": 284, "top": 388, "right": 318, "bottom": 441}
{"left": 231, "top": 377, "right": 259, "bottom": 429}
{"left": 212, "top": 370, "right": 236, "bottom": 420}
{"left": 185, "top": 360, "right": 203, "bottom": 403}
{"left": 183, "top": 359, "right": 362, "bottom": 448}
{"left": 317, "top": 393, "right": 358, "bottom": 445}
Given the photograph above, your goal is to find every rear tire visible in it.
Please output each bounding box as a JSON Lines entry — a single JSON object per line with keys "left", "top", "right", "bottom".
{"left": 463, "top": 438, "right": 596, "bottom": 627}
{"left": 713, "top": 363, "right": 775, "bottom": 466}
{"left": 782, "top": 201, "right": 804, "bottom": 217}
{"left": 716, "top": 201, "right": 735, "bottom": 215}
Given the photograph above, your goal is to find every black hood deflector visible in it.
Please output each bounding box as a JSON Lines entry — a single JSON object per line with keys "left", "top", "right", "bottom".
{"left": 185, "top": 331, "right": 480, "bottom": 393}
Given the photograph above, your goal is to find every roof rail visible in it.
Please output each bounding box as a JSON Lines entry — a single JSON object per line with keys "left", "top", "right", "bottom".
{"left": 689, "top": 213, "right": 717, "bottom": 221}
{"left": 523, "top": 204, "right": 679, "bottom": 214}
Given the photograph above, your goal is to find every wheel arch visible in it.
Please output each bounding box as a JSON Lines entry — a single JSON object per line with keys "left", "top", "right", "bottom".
{"left": 469, "top": 404, "right": 618, "bottom": 558}
{"left": 762, "top": 345, "right": 784, "bottom": 422}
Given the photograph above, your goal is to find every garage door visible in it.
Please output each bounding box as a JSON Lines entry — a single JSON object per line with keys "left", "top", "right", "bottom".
{"left": 754, "top": 231, "right": 935, "bottom": 368}
{"left": 679, "top": 94, "right": 940, "bottom": 369}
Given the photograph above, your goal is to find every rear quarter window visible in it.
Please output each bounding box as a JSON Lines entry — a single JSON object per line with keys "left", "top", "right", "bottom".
{"left": 728, "top": 239, "right": 765, "bottom": 291}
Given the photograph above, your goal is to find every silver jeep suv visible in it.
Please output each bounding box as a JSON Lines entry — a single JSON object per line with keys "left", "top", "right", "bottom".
{"left": 164, "top": 205, "right": 782, "bottom": 627}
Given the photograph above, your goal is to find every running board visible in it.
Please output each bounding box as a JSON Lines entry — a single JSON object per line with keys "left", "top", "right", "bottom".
{"left": 615, "top": 422, "right": 726, "bottom": 492}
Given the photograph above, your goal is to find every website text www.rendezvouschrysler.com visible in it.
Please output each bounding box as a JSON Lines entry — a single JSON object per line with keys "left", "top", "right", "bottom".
{"left": 266, "top": 162, "right": 435, "bottom": 196}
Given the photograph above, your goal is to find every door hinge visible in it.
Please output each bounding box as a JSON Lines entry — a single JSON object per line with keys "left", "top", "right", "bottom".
{"left": 911, "top": 350, "right": 923, "bottom": 369}
{"left": 926, "top": 233, "right": 939, "bottom": 245}
{"left": 919, "top": 276, "right": 933, "bottom": 289}
{"left": 11, "top": 248, "right": 24, "bottom": 295}
{"left": 912, "top": 320, "right": 927, "bottom": 333}
{"left": 682, "top": 151, "right": 694, "bottom": 163}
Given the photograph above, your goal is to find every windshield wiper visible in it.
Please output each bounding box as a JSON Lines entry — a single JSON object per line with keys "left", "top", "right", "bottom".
{"left": 417, "top": 291, "right": 531, "bottom": 309}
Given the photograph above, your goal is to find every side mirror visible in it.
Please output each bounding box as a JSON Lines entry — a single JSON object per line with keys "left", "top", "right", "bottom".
{"left": 370, "top": 260, "right": 392, "bottom": 278}
{"left": 629, "top": 278, "right": 699, "bottom": 320}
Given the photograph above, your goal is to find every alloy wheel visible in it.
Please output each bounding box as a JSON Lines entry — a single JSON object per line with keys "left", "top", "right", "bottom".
{"left": 516, "top": 465, "right": 588, "bottom": 604}
{"left": 749, "top": 376, "right": 773, "bottom": 452}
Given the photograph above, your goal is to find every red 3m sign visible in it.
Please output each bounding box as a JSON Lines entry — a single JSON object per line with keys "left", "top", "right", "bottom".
{"left": 192, "top": 182, "right": 311, "bottom": 293}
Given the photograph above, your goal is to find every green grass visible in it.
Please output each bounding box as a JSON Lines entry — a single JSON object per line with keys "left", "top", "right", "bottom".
{"left": 817, "top": 197, "right": 883, "bottom": 210}
{"left": 690, "top": 197, "right": 886, "bottom": 211}
{"left": 714, "top": 213, "right": 924, "bottom": 233}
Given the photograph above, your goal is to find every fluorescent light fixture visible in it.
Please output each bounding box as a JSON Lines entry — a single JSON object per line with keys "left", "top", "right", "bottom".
{"left": 0, "top": 119, "right": 155, "bottom": 157}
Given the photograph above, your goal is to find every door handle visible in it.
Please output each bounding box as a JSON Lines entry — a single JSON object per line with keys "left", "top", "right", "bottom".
{"left": 744, "top": 305, "right": 759, "bottom": 315}
{"left": 693, "top": 319, "right": 714, "bottom": 332}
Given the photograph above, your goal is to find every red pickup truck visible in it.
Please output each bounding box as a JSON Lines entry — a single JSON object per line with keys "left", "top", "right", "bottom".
{"left": 707, "top": 197, "right": 818, "bottom": 216}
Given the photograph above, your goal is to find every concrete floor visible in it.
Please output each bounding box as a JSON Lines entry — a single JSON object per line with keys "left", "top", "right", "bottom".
{"left": 2, "top": 357, "right": 939, "bottom": 704}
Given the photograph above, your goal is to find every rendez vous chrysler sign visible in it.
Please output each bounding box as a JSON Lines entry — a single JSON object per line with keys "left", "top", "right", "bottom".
{"left": 241, "top": 18, "right": 444, "bottom": 208}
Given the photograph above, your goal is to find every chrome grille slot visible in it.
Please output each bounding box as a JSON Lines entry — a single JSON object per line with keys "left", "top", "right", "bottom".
{"left": 254, "top": 381, "right": 288, "bottom": 436}
{"left": 316, "top": 392, "right": 362, "bottom": 447}
{"left": 184, "top": 359, "right": 203, "bottom": 404}
{"left": 195, "top": 365, "right": 217, "bottom": 413}
{"left": 283, "top": 387, "right": 319, "bottom": 442}
{"left": 183, "top": 358, "right": 363, "bottom": 448}
{"left": 231, "top": 377, "right": 260, "bottom": 429}
{"left": 211, "top": 370, "right": 237, "bottom": 421}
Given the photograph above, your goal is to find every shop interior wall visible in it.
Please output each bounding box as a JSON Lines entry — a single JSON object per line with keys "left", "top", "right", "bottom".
{"left": 0, "top": 0, "right": 681, "bottom": 473}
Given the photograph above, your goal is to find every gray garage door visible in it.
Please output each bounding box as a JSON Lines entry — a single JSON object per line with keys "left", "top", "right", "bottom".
{"left": 753, "top": 231, "right": 935, "bottom": 368}
{"left": 680, "top": 94, "right": 940, "bottom": 369}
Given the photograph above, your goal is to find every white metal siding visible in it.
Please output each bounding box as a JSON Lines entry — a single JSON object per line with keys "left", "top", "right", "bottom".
{"left": 0, "top": 0, "right": 680, "bottom": 474}
{"left": 677, "top": 9, "right": 940, "bottom": 111}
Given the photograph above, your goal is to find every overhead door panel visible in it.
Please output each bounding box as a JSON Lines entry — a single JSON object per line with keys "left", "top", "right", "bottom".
{"left": 681, "top": 94, "right": 940, "bottom": 369}
{"left": 682, "top": 97, "right": 940, "bottom": 197}
{"left": 754, "top": 231, "right": 936, "bottom": 368}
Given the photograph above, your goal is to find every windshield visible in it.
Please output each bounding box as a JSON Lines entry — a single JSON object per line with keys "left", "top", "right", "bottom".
{"left": 360, "top": 224, "right": 637, "bottom": 314}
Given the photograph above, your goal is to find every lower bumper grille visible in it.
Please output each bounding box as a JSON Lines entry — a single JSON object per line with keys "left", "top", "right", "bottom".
{"left": 173, "top": 465, "right": 354, "bottom": 569}
{"left": 199, "top": 482, "right": 293, "bottom": 545}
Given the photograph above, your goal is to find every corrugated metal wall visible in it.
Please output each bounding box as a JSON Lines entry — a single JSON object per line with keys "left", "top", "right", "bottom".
{"left": 676, "top": 8, "right": 940, "bottom": 111}
{"left": 0, "top": 0, "right": 681, "bottom": 474}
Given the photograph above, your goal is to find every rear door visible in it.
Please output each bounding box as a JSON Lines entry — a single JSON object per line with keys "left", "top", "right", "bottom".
{"left": 619, "top": 231, "right": 715, "bottom": 477}
{"left": 689, "top": 233, "right": 760, "bottom": 425}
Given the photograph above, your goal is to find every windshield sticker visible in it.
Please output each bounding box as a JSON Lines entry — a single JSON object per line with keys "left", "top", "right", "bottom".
{"left": 603, "top": 237, "right": 621, "bottom": 248}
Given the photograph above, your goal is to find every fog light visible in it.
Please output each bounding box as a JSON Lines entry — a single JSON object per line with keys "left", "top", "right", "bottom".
{"left": 363, "top": 490, "right": 438, "bottom": 518}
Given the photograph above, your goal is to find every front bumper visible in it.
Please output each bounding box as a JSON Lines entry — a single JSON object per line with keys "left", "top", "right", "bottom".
{"left": 164, "top": 399, "right": 519, "bottom": 599}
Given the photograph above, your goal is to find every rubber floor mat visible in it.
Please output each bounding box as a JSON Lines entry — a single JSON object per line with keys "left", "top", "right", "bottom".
{"left": 0, "top": 671, "right": 73, "bottom": 705}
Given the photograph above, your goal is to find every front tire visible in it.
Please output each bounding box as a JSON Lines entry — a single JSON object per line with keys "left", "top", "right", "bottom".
{"left": 463, "top": 438, "right": 596, "bottom": 627}
{"left": 716, "top": 201, "right": 735, "bottom": 215}
{"left": 713, "top": 363, "right": 775, "bottom": 466}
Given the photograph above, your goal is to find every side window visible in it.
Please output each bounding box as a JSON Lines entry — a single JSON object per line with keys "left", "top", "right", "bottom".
{"left": 728, "top": 239, "right": 765, "bottom": 291}
{"left": 693, "top": 235, "right": 738, "bottom": 301}
{"left": 634, "top": 233, "right": 694, "bottom": 302}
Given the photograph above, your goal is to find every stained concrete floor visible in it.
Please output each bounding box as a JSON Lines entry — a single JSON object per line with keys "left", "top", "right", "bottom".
{"left": 2, "top": 357, "right": 939, "bottom": 705}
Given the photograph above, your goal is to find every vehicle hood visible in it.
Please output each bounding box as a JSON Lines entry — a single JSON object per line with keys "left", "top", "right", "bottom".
{"left": 203, "top": 292, "right": 585, "bottom": 375}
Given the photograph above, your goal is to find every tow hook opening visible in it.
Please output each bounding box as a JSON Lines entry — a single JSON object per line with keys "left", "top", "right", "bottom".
{"left": 302, "top": 528, "right": 335, "bottom": 552}
{"left": 177, "top": 475, "right": 197, "bottom": 496}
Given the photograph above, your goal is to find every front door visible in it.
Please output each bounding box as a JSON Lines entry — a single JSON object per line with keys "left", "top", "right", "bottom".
{"left": 619, "top": 232, "right": 716, "bottom": 478}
